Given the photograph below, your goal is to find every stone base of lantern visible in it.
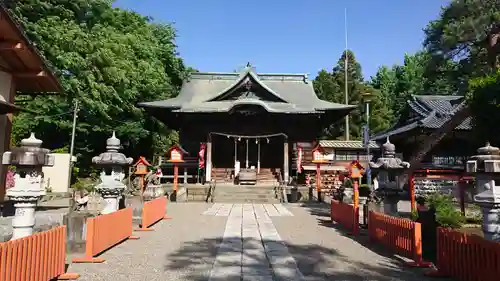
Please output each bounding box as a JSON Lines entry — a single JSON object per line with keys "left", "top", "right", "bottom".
{"left": 475, "top": 187, "right": 500, "bottom": 242}
{"left": 8, "top": 195, "right": 42, "bottom": 240}
{"left": 382, "top": 195, "right": 400, "bottom": 217}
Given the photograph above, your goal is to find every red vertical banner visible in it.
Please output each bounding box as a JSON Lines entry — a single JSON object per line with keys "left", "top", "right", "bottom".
{"left": 198, "top": 143, "right": 206, "bottom": 169}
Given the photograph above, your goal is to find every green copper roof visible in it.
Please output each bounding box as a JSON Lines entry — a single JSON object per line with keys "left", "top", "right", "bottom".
{"left": 138, "top": 66, "right": 356, "bottom": 114}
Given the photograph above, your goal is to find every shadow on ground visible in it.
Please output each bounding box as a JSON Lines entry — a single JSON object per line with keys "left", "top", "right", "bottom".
{"left": 164, "top": 234, "right": 430, "bottom": 281}
{"left": 294, "top": 202, "right": 440, "bottom": 280}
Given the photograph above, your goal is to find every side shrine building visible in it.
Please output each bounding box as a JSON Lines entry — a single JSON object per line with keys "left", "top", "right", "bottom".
{"left": 139, "top": 65, "right": 355, "bottom": 185}
{"left": 371, "top": 95, "right": 475, "bottom": 197}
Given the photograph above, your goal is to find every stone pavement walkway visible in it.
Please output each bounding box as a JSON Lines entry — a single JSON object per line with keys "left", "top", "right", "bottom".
{"left": 68, "top": 202, "right": 441, "bottom": 281}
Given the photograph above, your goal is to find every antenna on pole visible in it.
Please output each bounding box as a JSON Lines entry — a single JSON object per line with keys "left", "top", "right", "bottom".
{"left": 344, "top": 7, "right": 350, "bottom": 141}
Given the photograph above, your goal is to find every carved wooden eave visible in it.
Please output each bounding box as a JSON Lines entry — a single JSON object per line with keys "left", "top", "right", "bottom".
{"left": 0, "top": 4, "right": 62, "bottom": 93}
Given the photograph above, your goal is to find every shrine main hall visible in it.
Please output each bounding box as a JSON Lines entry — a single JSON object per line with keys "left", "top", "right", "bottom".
{"left": 139, "top": 65, "right": 355, "bottom": 185}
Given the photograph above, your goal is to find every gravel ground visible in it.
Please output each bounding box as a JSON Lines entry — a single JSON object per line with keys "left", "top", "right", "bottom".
{"left": 67, "top": 201, "right": 445, "bottom": 281}
{"left": 67, "top": 202, "right": 227, "bottom": 281}
{"left": 274, "top": 202, "right": 442, "bottom": 281}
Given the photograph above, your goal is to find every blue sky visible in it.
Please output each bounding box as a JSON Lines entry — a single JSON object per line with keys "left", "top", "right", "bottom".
{"left": 114, "top": 0, "right": 449, "bottom": 79}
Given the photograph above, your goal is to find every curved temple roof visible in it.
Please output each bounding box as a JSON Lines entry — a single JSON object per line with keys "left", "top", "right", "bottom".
{"left": 138, "top": 66, "right": 356, "bottom": 115}
{"left": 371, "top": 95, "right": 472, "bottom": 141}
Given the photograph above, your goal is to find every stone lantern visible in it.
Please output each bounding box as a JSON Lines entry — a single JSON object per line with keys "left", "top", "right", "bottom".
{"left": 369, "top": 137, "right": 410, "bottom": 216}
{"left": 2, "top": 133, "right": 54, "bottom": 239}
{"left": 466, "top": 142, "right": 500, "bottom": 242}
{"left": 92, "top": 132, "right": 133, "bottom": 214}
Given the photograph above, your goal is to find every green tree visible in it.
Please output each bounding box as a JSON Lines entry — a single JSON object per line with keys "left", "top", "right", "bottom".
{"left": 370, "top": 51, "right": 459, "bottom": 121}
{"left": 314, "top": 50, "right": 392, "bottom": 140}
{"left": 7, "top": 0, "right": 187, "bottom": 175}
{"left": 423, "top": 0, "right": 500, "bottom": 144}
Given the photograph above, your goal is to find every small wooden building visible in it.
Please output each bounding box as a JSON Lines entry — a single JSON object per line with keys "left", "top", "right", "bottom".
{"left": 295, "top": 140, "right": 379, "bottom": 188}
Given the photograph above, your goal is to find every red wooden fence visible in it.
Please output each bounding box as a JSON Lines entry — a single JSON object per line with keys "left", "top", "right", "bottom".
{"left": 330, "top": 199, "right": 359, "bottom": 235}
{"left": 137, "top": 197, "right": 169, "bottom": 231}
{"left": 72, "top": 208, "right": 139, "bottom": 263}
{"left": 368, "top": 211, "right": 431, "bottom": 267}
{"left": 0, "top": 226, "right": 79, "bottom": 281}
{"left": 425, "top": 227, "right": 500, "bottom": 281}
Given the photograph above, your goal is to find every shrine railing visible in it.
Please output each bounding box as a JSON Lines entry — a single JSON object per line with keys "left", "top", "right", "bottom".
{"left": 368, "top": 211, "right": 429, "bottom": 267}
{"left": 330, "top": 199, "right": 358, "bottom": 235}
{"left": 72, "top": 208, "right": 138, "bottom": 263}
{"left": 0, "top": 226, "right": 79, "bottom": 281}
{"left": 425, "top": 228, "right": 500, "bottom": 280}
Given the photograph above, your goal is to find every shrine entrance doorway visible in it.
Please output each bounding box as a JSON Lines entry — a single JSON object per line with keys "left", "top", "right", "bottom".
{"left": 210, "top": 133, "right": 286, "bottom": 184}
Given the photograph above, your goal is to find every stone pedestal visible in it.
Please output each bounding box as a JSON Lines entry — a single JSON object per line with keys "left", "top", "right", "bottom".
{"left": 64, "top": 212, "right": 95, "bottom": 253}
{"left": 382, "top": 195, "right": 400, "bottom": 217}
{"left": 10, "top": 199, "right": 37, "bottom": 239}
{"left": 343, "top": 188, "right": 353, "bottom": 203}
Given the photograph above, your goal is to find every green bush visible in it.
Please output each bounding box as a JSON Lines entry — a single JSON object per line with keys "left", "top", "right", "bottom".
{"left": 426, "top": 193, "right": 465, "bottom": 229}
{"left": 410, "top": 209, "right": 419, "bottom": 221}
{"left": 359, "top": 184, "right": 371, "bottom": 197}
{"left": 71, "top": 177, "right": 97, "bottom": 194}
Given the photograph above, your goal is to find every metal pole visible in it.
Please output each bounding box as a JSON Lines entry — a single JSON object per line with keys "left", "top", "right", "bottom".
{"left": 344, "top": 8, "right": 350, "bottom": 141}
{"left": 68, "top": 99, "right": 79, "bottom": 213}
{"left": 366, "top": 102, "right": 371, "bottom": 190}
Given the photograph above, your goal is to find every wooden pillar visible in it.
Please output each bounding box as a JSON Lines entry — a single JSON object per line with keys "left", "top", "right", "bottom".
{"left": 0, "top": 76, "right": 15, "bottom": 203}
{"left": 206, "top": 140, "right": 212, "bottom": 182}
{"left": 173, "top": 165, "right": 179, "bottom": 191}
{"left": 245, "top": 139, "right": 249, "bottom": 169}
{"left": 257, "top": 140, "right": 261, "bottom": 174}
{"left": 316, "top": 163, "right": 321, "bottom": 193}
{"left": 283, "top": 141, "right": 289, "bottom": 184}
{"left": 409, "top": 173, "right": 416, "bottom": 212}
{"left": 183, "top": 168, "right": 188, "bottom": 184}
{"left": 459, "top": 179, "right": 466, "bottom": 216}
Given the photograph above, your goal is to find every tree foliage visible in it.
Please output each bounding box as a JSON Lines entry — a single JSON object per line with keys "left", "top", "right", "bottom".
{"left": 314, "top": 50, "right": 392, "bottom": 140}
{"left": 370, "top": 51, "right": 460, "bottom": 122}
{"left": 7, "top": 0, "right": 188, "bottom": 175}
{"left": 422, "top": 0, "right": 500, "bottom": 144}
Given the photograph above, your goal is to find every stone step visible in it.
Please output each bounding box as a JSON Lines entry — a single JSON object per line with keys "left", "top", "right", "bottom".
{"left": 216, "top": 193, "right": 276, "bottom": 199}
{"left": 215, "top": 189, "right": 275, "bottom": 194}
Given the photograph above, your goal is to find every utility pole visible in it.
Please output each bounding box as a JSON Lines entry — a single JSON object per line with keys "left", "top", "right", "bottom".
{"left": 344, "top": 8, "right": 350, "bottom": 141}
{"left": 67, "top": 99, "right": 79, "bottom": 213}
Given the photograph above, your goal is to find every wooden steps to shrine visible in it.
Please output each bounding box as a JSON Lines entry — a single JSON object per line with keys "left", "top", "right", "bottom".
{"left": 211, "top": 168, "right": 280, "bottom": 185}
{"left": 213, "top": 184, "right": 279, "bottom": 203}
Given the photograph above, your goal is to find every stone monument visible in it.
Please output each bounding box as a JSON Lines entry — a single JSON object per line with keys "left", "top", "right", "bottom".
{"left": 466, "top": 142, "right": 500, "bottom": 242}
{"left": 369, "top": 137, "right": 410, "bottom": 216}
{"left": 92, "top": 132, "right": 133, "bottom": 214}
{"left": 2, "top": 133, "right": 54, "bottom": 239}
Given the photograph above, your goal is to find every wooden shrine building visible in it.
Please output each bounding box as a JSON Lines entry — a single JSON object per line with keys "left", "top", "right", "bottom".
{"left": 139, "top": 65, "right": 355, "bottom": 185}
{"left": 371, "top": 95, "right": 475, "bottom": 196}
{"left": 0, "top": 3, "right": 62, "bottom": 201}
